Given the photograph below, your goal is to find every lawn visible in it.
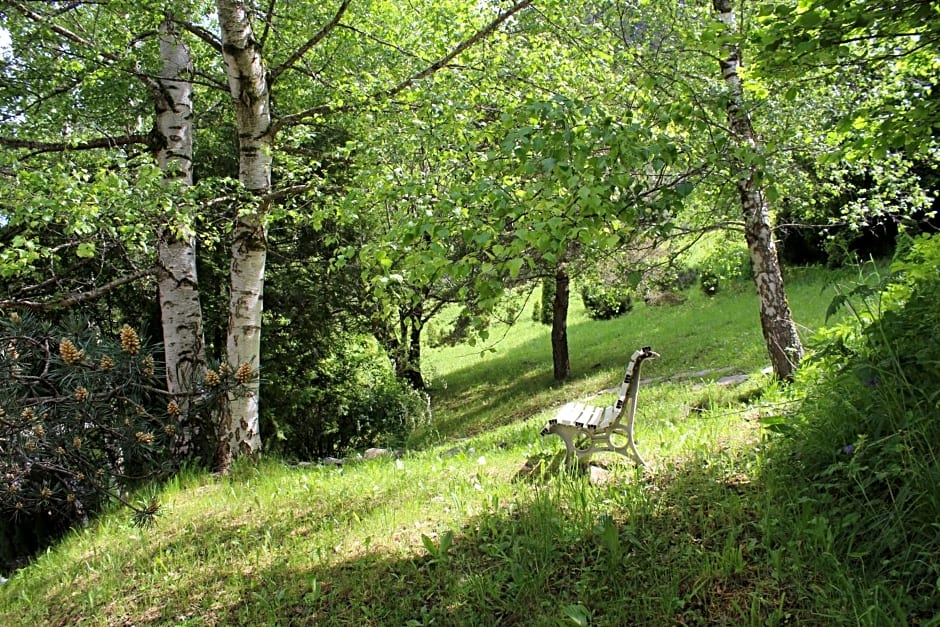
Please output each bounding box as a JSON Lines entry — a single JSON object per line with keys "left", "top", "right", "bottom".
{"left": 0, "top": 265, "right": 885, "bottom": 625}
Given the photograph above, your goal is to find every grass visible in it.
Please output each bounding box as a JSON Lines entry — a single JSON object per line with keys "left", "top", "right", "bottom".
{"left": 0, "top": 264, "right": 906, "bottom": 625}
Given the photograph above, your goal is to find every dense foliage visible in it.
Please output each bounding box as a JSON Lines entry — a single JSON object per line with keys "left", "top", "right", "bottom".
{"left": 532, "top": 277, "right": 555, "bottom": 326}
{"left": 579, "top": 281, "right": 634, "bottom": 321}
{"left": 263, "top": 335, "right": 430, "bottom": 459}
{"left": 766, "top": 234, "right": 940, "bottom": 620}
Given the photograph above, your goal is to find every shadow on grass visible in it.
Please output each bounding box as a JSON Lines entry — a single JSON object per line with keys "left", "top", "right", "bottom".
{"left": 102, "top": 455, "right": 812, "bottom": 626}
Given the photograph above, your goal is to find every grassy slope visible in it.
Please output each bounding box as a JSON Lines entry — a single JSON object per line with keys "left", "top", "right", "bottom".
{"left": 0, "top": 268, "right": 862, "bottom": 625}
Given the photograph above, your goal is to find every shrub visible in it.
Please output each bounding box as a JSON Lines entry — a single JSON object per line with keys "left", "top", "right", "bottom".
{"left": 699, "top": 270, "right": 720, "bottom": 296}
{"left": 262, "top": 335, "right": 430, "bottom": 459}
{"left": 697, "top": 245, "right": 751, "bottom": 296}
{"left": 580, "top": 281, "right": 634, "bottom": 320}
{"left": 0, "top": 313, "right": 173, "bottom": 572}
{"left": 532, "top": 276, "right": 555, "bottom": 325}
{"left": 765, "top": 234, "right": 940, "bottom": 619}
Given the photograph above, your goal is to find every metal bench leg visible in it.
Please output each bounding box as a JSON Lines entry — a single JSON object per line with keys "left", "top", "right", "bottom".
{"left": 544, "top": 424, "right": 583, "bottom": 467}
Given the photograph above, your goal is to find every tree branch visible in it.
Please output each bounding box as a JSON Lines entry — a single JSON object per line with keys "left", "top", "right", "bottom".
{"left": 258, "top": 0, "right": 277, "bottom": 48}
{"left": 0, "top": 267, "right": 157, "bottom": 311}
{"left": 269, "top": 0, "right": 351, "bottom": 82}
{"left": 0, "top": 133, "right": 153, "bottom": 155}
{"left": 273, "top": 0, "right": 533, "bottom": 133}
{"left": 263, "top": 183, "right": 316, "bottom": 204}
{"left": 8, "top": 1, "right": 161, "bottom": 92}
{"left": 175, "top": 18, "right": 224, "bottom": 54}
{"left": 336, "top": 23, "right": 426, "bottom": 65}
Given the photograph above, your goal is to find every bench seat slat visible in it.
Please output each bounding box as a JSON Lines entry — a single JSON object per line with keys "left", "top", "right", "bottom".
{"left": 555, "top": 402, "right": 584, "bottom": 426}
{"left": 598, "top": 405, "right": 617, "bottom": 429}
{"left": 587, "top": 405, "right": 607, "bottom": 429}
{"left": 574, "top": 404, "right": 596, "bottom": 427}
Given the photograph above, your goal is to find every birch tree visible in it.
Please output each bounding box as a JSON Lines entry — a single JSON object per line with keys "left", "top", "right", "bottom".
{"left": 208, "top": 0, "right": 534, "bottom": 468}
{"left": 154, "top": 15, "right": 209, "bottom": 460}
{"left": 0, "top": 4, "right": 212, "bottom": 451}
{"left": 212, "top": 0, "right": 273, "bottom": 464}
{"left": 711, "top": 0, "right": 804, "bottom": 380}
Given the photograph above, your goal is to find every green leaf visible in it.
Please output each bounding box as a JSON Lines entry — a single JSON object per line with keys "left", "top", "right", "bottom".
{"left": 420, "top": 534, "right": 438, "bottom": 555}
{"left": 506, "top": 257, "right": 524, "bottom": 279}
{"left": 76, "top": 242, "right": 97, "bottom": 258}
{"left": 563, "top": 604, "right": 591, "bottom": 626}
{"left": 825, "top": 293, "right": 848, "bottom": 321}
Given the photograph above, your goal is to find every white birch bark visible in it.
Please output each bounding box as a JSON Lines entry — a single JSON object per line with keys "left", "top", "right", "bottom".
{"left": 153, "top": 16, "right": 207, "bottom": 460}
{"left": 215, "top": 0, "right": 272, "bottom": 467}
{"left": 712, "top": 0, "right": 804, "bottom": 380}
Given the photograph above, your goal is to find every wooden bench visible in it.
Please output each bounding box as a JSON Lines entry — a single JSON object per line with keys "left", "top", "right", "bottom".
{"left": 541, "top": 347, "right": 659, "bottom": 468}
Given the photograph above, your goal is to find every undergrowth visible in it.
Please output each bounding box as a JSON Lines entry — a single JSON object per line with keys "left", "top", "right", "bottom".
{"left": 763, "top": 235, "right": 940, "bottom": 623}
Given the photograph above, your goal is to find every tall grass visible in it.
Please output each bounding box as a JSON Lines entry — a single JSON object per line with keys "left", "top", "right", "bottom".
{"left": 3, "top": 261, "right": 933, "bottom": 625}
{"left": 762, "top": 243, "right": 940, "bottom": 623}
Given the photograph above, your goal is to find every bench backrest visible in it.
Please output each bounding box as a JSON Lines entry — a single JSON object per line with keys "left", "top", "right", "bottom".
{"left": 612, "top": 346, "right": 659, "bottom": 426}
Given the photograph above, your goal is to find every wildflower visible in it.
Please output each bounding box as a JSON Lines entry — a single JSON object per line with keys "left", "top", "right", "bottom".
{"left": 843, "top": 444, "right": 856, "bottom": 454}
{"left": 59, "top": 338, "right": 83, "bottom": 364}
{"left": 234, "top": 362, "right": 253, "bottom": 384}
{"left": 119, "top": 324, "right": 140, "bottom": 354}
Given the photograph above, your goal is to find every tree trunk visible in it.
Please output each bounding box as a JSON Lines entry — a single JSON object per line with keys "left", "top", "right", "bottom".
{"left": 551, "top": 265, "right": 571, "bottom": 381}
{"left": 215, "top": 0, "right": 272, "bottom": 469}
{"left": 402, "top": 303, "right": 426, "bottom": 390}
{"left": 153, "top": 16, "right": 208, "bottom": 462}
{"left": 712, "top": 0, "right": 804, "bottom": 380}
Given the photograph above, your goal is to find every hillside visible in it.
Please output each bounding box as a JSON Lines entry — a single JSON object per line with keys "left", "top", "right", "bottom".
{"left": 0, "top": 266, "right": 920, "bottom": 625}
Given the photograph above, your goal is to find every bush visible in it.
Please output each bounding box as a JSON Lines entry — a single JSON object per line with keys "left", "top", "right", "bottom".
{"left": 580, "top": 281, "right": 634, "bottom": 320}
{"left": 699, "top": 270, "right": 720, "bottom": 296}
{"left": 0, "top": 313, "right": 173, "bottom": 572}
{"left": 697, "top": 245, "right": 752, "bottom": 296}
{"left": 765, "top": 234, "right": 940, "bottom": 619}
{"left": 532, "top": 276, "right": 555, "bottom": 325}
{"left": 262, "top": 335, "right": 430, "bottom": 459}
